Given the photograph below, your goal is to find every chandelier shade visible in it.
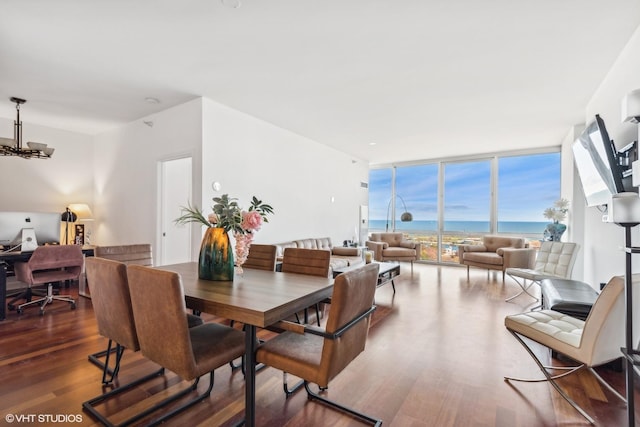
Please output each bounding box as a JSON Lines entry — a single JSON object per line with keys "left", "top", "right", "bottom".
{"left": 0, "top": 97, "right": 54, "bottom": 159}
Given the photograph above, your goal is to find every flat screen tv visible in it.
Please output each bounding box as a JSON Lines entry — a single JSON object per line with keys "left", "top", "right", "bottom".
{"left": 572, "top": 114, "right": 625, "bottom": 207}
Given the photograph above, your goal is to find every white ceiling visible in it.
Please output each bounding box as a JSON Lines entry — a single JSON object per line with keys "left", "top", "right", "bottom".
{"left": 1, "top": 0, "right": 639, "bottom": 165}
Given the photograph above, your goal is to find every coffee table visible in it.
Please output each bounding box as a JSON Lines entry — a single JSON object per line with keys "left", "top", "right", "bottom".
{"left": 332, "top": 261, "right": 400, "bottom": 293}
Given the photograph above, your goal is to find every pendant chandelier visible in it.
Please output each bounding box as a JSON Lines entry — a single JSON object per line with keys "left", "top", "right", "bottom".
{"left": 0, "top": 97, "right": 54, "bottom": 159}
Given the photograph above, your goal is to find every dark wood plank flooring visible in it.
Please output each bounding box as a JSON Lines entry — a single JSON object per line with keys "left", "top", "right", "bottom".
{"left": 0, "top": 264, "right": 635, "bottom": 426}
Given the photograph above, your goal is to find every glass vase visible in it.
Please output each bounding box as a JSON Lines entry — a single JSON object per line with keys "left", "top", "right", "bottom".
{"left": 543, "top": 222, "right": 567, "bottom": 242}
{"left": 199, "top": 227, "right": 234, "bottom": 281}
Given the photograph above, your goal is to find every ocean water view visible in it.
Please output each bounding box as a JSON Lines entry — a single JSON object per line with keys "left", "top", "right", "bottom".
{"left": 369, "top": 219, "right": 549, "bottom": 235}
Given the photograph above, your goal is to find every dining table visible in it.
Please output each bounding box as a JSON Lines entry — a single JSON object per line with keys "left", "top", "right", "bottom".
{"left": 157, "top": 262, "right": 334, "bottom": 427}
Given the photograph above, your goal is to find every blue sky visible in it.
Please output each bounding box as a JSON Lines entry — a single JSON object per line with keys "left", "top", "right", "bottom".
{"left": 369, "top": 153, "right": 561, "bottom": 223}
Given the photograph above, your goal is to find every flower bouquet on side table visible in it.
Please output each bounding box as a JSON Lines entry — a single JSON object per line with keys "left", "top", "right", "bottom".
{"left": 176, "top": 194, "right": 273, "bottom": 280}
{"left": 543, "top": 198, "right": 569, "bottom": 241}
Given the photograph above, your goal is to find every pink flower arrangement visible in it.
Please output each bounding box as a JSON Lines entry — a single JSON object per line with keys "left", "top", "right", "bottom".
{"left": 176, "top": 194, "right": 274, "bottom": 274}
{"left": 241, "top": 210, "right": 263, "bottom": 232}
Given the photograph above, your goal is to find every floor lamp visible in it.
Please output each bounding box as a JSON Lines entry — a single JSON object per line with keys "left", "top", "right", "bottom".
{"left": 611, "top": 192, "right": 640, "bottom": 427}
{"left": 385, "top": 194, "right": 413, "bottom": 231}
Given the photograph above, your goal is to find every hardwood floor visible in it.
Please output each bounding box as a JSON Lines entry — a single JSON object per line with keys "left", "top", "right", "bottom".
{"left": 0, "top": 263, "right": 634, "bottom": 426}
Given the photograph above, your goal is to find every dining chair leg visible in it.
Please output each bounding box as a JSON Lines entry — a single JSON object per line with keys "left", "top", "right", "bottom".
{"left": 83, "top": 370, "right": 214, "bottom": 427}
{"left": 283, "top": 372, "right": 305, "bottom": 396}
{"left": 303, "top": 381, "right": 382, "bottom": 426}
{"left": 87, "top": 343, "right": 119, "bottom": 381}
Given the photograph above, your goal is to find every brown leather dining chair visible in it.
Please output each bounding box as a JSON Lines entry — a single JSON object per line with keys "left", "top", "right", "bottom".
{"left": 281, "top": 247, "right": 330, "bottom": 326}
{"left": 257, "top": 263, "right": 382, "bottom": 426}
{"left": 84, "top": 257, "right": 159, "bottom": 384}
{"left": 83, "top": 258, "right": 212, "bottom": 426}
{"left": 88, "top": 244, "right": 203, "bottom": 375}
{"left": 242, "top": 244, "right": 277, "bottom": 271}
{"left": 124, "top": 264, "right": 246, "bottom": 425}
{"left": 10, "top": 245, "right": 83, "bottom": 315}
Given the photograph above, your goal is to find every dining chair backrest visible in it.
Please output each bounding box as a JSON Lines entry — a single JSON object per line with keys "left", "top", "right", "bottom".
{"left": 243, "top": 244, "right": 277, "bottom": 271}
{"left": 281, "top": 247, "right": 330, "bottom": 277}
{"left": 95, "top": 244, "right": 153, "bottom": 266}
{"left": 127, "top": 265, "right": 199, "bottom": 380}
{"left": 85, "top": 257, "right": 139, "bottom": 351}
{"left": 318, "top": 263, "right": 379, "bottom": 385}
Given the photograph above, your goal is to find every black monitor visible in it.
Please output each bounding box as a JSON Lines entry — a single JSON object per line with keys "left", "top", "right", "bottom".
{"left": 572, "top": 115, "right": 625, "bottom": 207}
{"left": 0, "top": 211, "right": 60, "bottom": 251}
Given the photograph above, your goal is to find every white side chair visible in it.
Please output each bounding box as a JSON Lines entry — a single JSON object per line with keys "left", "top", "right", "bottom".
{"left": 504, "top": 274, "right": 634, "bottom": 424}
{"left": 505, "top": 241, "right": 578, "bottom": 303}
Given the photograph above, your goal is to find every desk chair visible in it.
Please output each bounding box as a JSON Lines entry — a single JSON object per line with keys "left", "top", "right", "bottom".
{"left": 281, "top": 247, "right": 331, "bottom": 326}
{"left": 505, "top": 241, "right": 578, "bottom": 303}
{"left": 504, "top": 275, "right": 631, "bottom": 424}
{"left": 10, "top": 245, "right": 83, "bottom": 315}
{"left": 125, "top": 265, "right": 246, "bottom": 425}
{"left": 257, "top": 263, "right": 382, "bottom": 426}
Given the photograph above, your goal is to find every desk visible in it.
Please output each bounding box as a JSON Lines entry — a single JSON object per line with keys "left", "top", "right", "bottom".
{"left": 158, "top": 262, "right": 334, "bottom": 427}
{"left": 0, "top": 246, "right": 94, "bottom": 320}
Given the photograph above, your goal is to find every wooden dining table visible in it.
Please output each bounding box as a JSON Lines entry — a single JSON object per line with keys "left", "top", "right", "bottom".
{"left": 157, "top": 262, "right": 334, "bottom": 427}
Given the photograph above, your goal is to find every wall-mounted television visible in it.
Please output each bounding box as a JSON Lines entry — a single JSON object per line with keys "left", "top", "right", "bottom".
{"left": 572, "top": 114, "right": 625, "bottom": 207}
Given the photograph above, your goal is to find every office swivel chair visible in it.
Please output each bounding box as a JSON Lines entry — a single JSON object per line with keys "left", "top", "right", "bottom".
{"left": 10, "top": 245, "right": 83, "bottom": 315}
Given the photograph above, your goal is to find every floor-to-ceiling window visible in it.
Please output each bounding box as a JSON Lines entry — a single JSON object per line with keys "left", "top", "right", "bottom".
{"left": 497, "top": 153, "right": 561, "bottom": 249}
{"left": 395, "top": 164, "right": 438, "bottom": 261}
{"left": 368, "top": 150, "right": 561, "bottom": 263}
{"left": 443, "top": 160, "right": 491, "bottom": 261}
{"left": 368, "top": 168, "right": 393, "bottom": 233}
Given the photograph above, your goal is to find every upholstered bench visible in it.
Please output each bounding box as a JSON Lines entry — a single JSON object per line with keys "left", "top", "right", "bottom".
{"left": 541, "top": 278, "right": 599, "bottom": 320}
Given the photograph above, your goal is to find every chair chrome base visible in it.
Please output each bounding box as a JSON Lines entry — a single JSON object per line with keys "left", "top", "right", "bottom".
{"left": 304, "top": 381, "right": 382, "bottom": 426}
{"left": 15, "top": 282, "right": 75, "bottom": 315}
{"left": 83, "top": 370, "right": 215, "bottom": 427}
{"left": 505, "top": 274, "right": 540, "bottom": 303}
{"left": 504, "top": 330, "right": 626, "bottom": 425}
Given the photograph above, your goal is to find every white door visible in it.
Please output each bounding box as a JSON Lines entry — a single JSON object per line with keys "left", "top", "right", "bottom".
{"left": 159, "top": 156, "right": 192, "bottom": 266}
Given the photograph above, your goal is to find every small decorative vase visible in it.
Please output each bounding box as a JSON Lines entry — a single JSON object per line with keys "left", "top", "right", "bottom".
{"left": 233, "top": 232, "right": 253, "bottom": 277}
{"left": 199, "top": 227, "right": 234, "bottom": 281}
{"left": 544, "top": 222, "right": 567, "bottom": 242}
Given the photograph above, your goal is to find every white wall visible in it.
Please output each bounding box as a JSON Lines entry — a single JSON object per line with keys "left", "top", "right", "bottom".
{"left": 574, "top": 25, "right": 640, "bottom": 287}
{"left": 92, "top": 98, "right": 203, "bottom": 250}
{"left": 91, "top": 97, "right": 368, "bottom": 262}
{"left": 0, "top": 119, "right": 94, "bottom": 242}
{"left": 199, "top": 98, "right": 369, "bottom": 261}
